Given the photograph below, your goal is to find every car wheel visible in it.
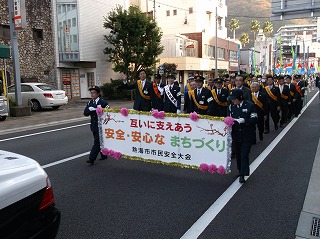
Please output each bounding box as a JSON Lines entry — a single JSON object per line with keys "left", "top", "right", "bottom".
{"left": 0, "top": 116, "right": 6, "bottom": 121}
{"left": 31, "top": 100, "right": 41, "bottom": 111}
{"left": 51, "top": 106, "right": 60, "bottom": 110}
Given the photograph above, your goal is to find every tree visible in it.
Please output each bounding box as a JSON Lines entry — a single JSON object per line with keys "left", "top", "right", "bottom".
{"left": 239, "top": 33, "right": 250, "bottom": 47}
{"left": 262, "top": 21, "right": 273, "bottom": 37}
{"left": 103, "top": 6, "right": 164, "bottom": 80}
{"left": 251, "top": 20, "right": 260, "bottom": 43}
{"left": 229, "top": 18, "right": 239, "bottom": 40}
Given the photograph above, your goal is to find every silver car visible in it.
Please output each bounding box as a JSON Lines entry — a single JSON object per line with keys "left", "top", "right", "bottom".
{"left": 8, "top": 83, "right": 68, "bottom": 111}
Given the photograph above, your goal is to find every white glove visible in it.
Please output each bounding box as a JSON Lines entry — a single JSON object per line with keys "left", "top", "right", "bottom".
{"left": 176, "top": 109, "right": 181, "bottom": 114}
{"left": 89, "top": 107, "right": 96, "bottom": 111}
{"left": 235, "top": 118, "right": 245, "bottom": 124}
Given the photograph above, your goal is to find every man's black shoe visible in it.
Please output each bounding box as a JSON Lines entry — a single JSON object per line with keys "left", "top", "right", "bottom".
{"left": 259, "top": 135, "right": 263, "bottom": 141}
{"left": 275, "top": 125, "right": 278, "bottom": 130}
{"left": 86, "top": 159, "right": 94, "bottom": 165}
{"left": 239, "top": 175, "right": 246, "bottom": 183}
{"left": 99, "top": 156, "right": 108, "bottom": 160}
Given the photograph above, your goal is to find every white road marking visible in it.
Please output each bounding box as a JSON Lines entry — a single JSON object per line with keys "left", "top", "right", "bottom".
{"left": 181, "top": 92, "right": 319, "bottom": 239}
{"left": 0, "top": 123, "right": 89, "bottom": 142}
{"left": 42, "top": 151, "right": 90, "bottom": 168}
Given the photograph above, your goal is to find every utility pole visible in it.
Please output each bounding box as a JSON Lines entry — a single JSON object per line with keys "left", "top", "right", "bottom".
{"left": 8, "top": 0, "right": 22, "bottom": 106}
{"left": 215, "top": 6, "right": 218, "bottom": 78}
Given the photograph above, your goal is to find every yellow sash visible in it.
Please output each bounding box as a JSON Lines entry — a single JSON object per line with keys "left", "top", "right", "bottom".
{"left": 290, "top": 91, "right": 294, "bottom": 97}
{"left": 205, "top": 85, "right": 211, "bottom": 90}
{"left": 137, "top": 80, "right": 151, "bottom": 100}
{"left": 188, "top": 90, "right": 194, "bottom": 99}
{"left": 227, "top": 84, "right": 234, "bottom": 90}
{"left": 211, "top": 90, "right": 227, "bottom": 107}
{"left": 281, "top": 93, "right": 288, "bottom": 100}
{"left": 191, "top": 91, "right": 208, "bottom": 110}
{"left": 187, "top": 83, "right": 191, "bottom": 92}
{"left": 265, "top": 86, "right": 277, "bottom": 101}
{"left": 252, "top": 93, "right": 264, "bottom": 110}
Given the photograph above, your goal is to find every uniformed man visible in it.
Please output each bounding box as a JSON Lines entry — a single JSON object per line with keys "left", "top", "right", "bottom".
{"left": 250, "top": 82, "right": 268, "bottom": 141}
{"left": 208, "top": 78, "right": 229, "bottom": 117}
{"left": 292, "top": 74, "right": 305, "bottom": 116}
{"left": 121, "top": 70, "right": 153, "bottom": 111}
{"left": 190, "top": 75, "right": 214, "bottom": 115}
{"left": 183, "top": 80, "right": 196, "bottom": 113}
{"left": 163, "top": 74, "right": 181, "bottom": 113}
{"left": 262, "top": 75, "right": 281, "bottom": 133}
{"left": 278, "top": 75, "right": 291, "bottom": 127}
{"left": 206, "top": 78, "right": 215, "bottom": 90}
{"left": 235, "top": 75, "right": 252, "bottom": 101}
{"left": 84, "top": 86, "right": 109, "bottom": 165}
{"left": 184, "top": 75, "right": 195, "bottom": 104}
{"left": 228, "top": 88, "right": 258, "bottom": 183}
{"left": 285, "top": 75, "right": 296, "bottom": 121}
{"left": 151, "top": 73, "right": 165, "bottom": 111}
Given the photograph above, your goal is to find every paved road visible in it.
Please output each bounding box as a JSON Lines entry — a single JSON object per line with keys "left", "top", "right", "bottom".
{"left": 0, "top": 93, "right": 319, "bottom": 239}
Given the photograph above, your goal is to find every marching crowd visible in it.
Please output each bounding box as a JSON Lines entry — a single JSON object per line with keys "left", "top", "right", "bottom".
{"left": 85, "top": 69, "right": 315, "bottom": 183}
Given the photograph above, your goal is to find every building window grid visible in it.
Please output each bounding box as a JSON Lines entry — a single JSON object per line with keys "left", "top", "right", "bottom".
{"left": 166, "top": 10, "right": 170, "bottom": 16}
{"left": 173, "top": 9, "right": 177, "bottom": 15}
{"left": 189, "top": 7, "right": 193, "bottom": 14}
{"left": 217, "top": 47, "right": 225, "bottom": 59}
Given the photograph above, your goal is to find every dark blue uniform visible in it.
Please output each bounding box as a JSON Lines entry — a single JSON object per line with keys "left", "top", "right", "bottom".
{"left": 84, "top": 97, "right": 109, "bottom": 163}
{"left": 209, "top": 88, "right": 229, "bottom": 117}
{"left": 262, "top": 85, "right": 280, "bottom": 132}
{"left": 163, "top": 85, "right": 181, "bottom": 113}
{"left": 124, "top": 80, "right": 153, "bottom": 111}
{"left": 190, "top": 87, "right": 213, "bottom": 115}
{"left": 228, "top": 100, "right": 257, "bottom": 177}
{"left": 151, "top": 82, "right": 165, "bottom": 111}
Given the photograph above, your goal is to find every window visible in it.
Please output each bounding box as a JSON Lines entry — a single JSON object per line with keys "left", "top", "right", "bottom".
{"left": 173, "top": 9, "right": 177, "bottom": 15}
{"left": 36, "top": 84, "right": 58, "bottom": 91}
{"left": 217, "top": 47, "right": 225, "bottom": 59}
{"left": 229, "top": 50, "right": 238, "bottom": 61}
{"left": 189, "top": 7, "right": 193, "bottom": 14}
{"left": 0, "top": 24, "right": 10, "bottom": 40}
{"left": 33, "top": 29, "right": 43, "bottom": 42}
{"left": 62, "top": 4, "right": 65, "bottom": 13}
{"left": 73, "top": 35, "right": 77, "bottom": 43}
{"left": 166, "top": 10, "right": 170, "bottom": 16}
{"left": 58, "top": 5, "right": 61, "bottom": 14}
{"left": 21, "top": 85, "right": 34, "bottom": 92}
{"left": 68, "top": 19, "right": 71, "bottom": 27}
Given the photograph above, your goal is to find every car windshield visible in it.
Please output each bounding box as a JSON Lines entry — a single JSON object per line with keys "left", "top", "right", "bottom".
{"left": 36, "top": 84, "right": 58, "bottom": 91}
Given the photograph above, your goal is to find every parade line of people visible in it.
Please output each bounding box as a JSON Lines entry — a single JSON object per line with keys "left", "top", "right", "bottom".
{"left": 85, "top": 69, "right": 313, "bottom": 183}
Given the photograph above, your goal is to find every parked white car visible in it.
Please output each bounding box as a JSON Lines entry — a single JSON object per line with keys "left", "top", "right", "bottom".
{"left": 0, "top": 150, "right": 60, "bottom": 238}
{"left": 8, "top": 83, "right": 68, "bottom": 111}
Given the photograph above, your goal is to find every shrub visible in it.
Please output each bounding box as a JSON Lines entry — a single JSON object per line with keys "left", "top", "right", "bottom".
{"left": 100, "top": 79, "right": 133, "bottom": 100}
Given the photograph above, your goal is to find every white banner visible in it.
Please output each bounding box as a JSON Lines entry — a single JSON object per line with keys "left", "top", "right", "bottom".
{"left": 99, "top": 110, "right": 232, "bottom": 174}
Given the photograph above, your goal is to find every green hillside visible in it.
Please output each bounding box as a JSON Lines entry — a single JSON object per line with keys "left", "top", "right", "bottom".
{"left": 226, "top": 0, "right": 312, "bottom": 46}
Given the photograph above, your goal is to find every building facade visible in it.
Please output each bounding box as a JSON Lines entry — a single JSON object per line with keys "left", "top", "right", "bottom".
{"left": 0, "top": 0, "right": 55, "bottom": 85}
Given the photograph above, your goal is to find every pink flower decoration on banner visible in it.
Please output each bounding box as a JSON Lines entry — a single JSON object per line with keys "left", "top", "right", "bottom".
{"left": 101, "top": 148, "right": 109, "bottom": 156}
{"left": 189, "top": 112, "right": 199, "bottom": 121}
{"left": 151, "top": 109, "right": 159, "bottom": 118}
{"left": 96, "top": 106, "right": 103, "bottom": 116}
{"left": 208, "top": 164, "right": 217, "bottom": 174}
{"left": 217, "top": 165, "right": 225, "bottom": 175}
{"left": 224, "top": 116, "right": 234, "bottom": 127}
{"left": 199, "top": 163, "right": 209, "bottom": 172}
{"left": 114, "top": 152, "right": 123, "bottom": 160}
{"left": 108, "top": 150, "right": 116, "bottom": 158}
{"left": 120, "top": 108, "right": 129, "bottom": 116}
{"left": 158, "top": 111, "right": 165, "bottom": 119}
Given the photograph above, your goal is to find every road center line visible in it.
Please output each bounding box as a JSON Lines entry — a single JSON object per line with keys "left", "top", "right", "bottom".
{"left": 42, "top": 151, "right": 90, "bottom": 169}
{"left": 0, "top": 123, "right": 89, "bottom": 142}
{"left": 181, "top": 92, "right": 319, "bottom": 239}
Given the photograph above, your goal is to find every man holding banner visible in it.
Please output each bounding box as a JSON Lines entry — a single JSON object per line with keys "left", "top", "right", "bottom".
{"left": 228, "top": 88, "right": 258, "bottom": 183}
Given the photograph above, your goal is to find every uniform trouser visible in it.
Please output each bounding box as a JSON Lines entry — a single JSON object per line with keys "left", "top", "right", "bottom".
{"left": 89, "top": 131, "right": 105, "bottom": 161}
{"left": 265, "top": 108, "right": 280, "bottom": 130}
{"left": 280, "top": 101, "right": 288, "bottom": 124}
{"left": 294, "top": 98, "right": 303, "bottom": 116}
{"left": 234, "top": 141, "right": 251, "bottom": 176}
{"left": 257, "top": 116, "right": 264, "bottom": 138}
{"left": 287, "top": 101, "right": 293, "bottom": 119}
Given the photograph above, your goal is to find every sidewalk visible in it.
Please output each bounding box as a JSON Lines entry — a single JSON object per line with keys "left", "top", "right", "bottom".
{"left": 0, "top": 99, "right": 134, "bottom": 135}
